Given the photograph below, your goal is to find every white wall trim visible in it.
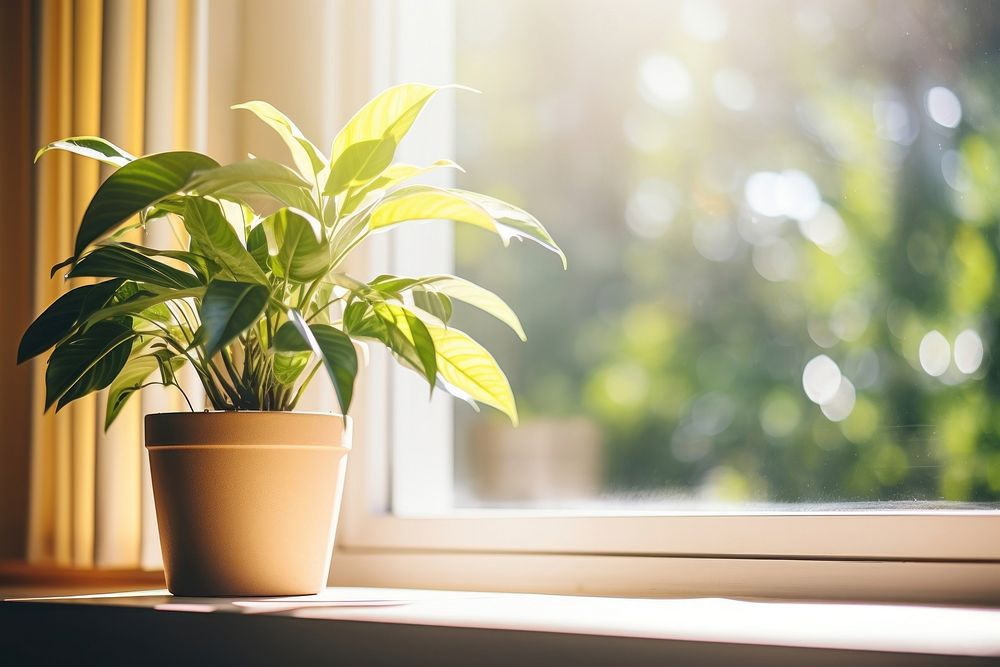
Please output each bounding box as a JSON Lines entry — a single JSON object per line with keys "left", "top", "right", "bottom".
{"left": 329, "top": 549, "right": 1000, "bottom": 605}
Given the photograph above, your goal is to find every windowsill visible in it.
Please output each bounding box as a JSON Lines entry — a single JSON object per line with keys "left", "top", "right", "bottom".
{"left": 3, "top": 587, "right": 999, "bottom": 664}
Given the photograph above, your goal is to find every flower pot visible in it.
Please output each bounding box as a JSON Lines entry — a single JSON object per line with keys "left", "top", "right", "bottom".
{"left": 144, "top": 411, "right": 351, "bottom": 597}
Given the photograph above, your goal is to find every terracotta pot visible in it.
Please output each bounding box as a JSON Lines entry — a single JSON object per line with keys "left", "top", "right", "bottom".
{"left": 145, "top": 411, "right": 351, "bottom": 597}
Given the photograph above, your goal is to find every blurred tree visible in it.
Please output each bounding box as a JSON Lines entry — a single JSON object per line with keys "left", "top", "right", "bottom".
{"left": 452, "top": 0, "right": 1000, "bottom": 506}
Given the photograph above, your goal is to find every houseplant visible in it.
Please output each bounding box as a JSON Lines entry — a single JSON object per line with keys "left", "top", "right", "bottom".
{"left": 19, "top": 83, "right": 564, "bottom": 595}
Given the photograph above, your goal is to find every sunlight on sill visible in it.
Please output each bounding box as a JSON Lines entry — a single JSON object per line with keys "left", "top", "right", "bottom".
{"left": 6, "top": 587, "right": 1000, "bottom": 657}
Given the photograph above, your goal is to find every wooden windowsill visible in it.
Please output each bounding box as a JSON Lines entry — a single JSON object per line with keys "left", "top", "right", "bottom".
{"left": 0, "top": 560, "right": 164, "bottom": 598}
{"left": 3, "top": 586, "right": 999, "bottom": 665}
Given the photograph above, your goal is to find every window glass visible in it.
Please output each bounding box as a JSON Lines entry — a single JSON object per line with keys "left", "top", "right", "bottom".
{"left": 450, "top": 0, "right": 1000, "bottom": 508}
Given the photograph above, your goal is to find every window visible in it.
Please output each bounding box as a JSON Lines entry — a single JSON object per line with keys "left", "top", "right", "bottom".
{"left": 336, "top": 0, "right": 1000, "bottom": 601}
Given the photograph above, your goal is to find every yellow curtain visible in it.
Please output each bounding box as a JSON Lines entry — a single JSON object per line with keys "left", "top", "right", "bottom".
{"left": 0, "top": 0, "right": 35, "bottom": 561}
{"left": 28, "top": 0, "right": 194, "bottom": 569}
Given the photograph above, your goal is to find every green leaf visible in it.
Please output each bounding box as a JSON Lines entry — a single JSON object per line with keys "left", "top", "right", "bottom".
{"left": 272, "top": 350, "right": 311, "bottom": 385}
{"left": 330, "top": 83, "right": 471, "bottom": 164}
{"left": 69, "top": 245, "right": 201, "bottom": 289}
{"left": 231, "top": 101, "right": 326, "bottom": 177}
{"left": 36, "top": 136, "right": 135, "bottom": 167}
{"left": 45, "top": 321, "right": 135, "bottom": 411}
{"left": 324, "top": 137, "right": 397, "bottom": 195}
{"left": 342, "top": 302, "right": 373, "bottom": 335}
{"left": 49, "top": 256, "right": 76, "bottom": 278}
{"left": 275, "top": 312, "right": 358, "bottom": 413}
{"left": 118, "top": 243, "right": 219, "bottom": 283}
{"left": 459, "top": 188, "right": 567, "bottom": 268}
{"left": 247, "top": 223, "right": 270, "bottom": 273}
{"left": 427, "top": 325, "right": 517, "bottom": 425}
{"left": 341, "top": 159, "right": 463, "bottom": 216}
{"left": 181, "top": 198, "right": 267, "bottom": 285}
{"left": 369, "top": 274, "right": 422, "bottom": 295}
{"left": 413, "top": 288, "right": 453, "bottom": 324}
{"left": 152, "top": 348, "right": 182, "bottom": 386}
{"left": 145, "top": 196, "right": 187, "bottom": 220}
{"left": 187, "top": 158, "right": 318, "bottom": 216}
{"left": 368, "top": 185, "right": 566, "bottom": 268}
{"left": 17, "top": 279, "right": 124, "bottom": 363}
{"left": 262, "top": 208, "right": 330, "bottom": 282}
{"left": 372, "top": 303, "right": 437, "bottom": 389}
{"left": 199, "top": 280, "right": 270, "bottom": 358}
{"left": 325, "top": 272, "right": 375, "bottom": 295}
{"left": 105, "top": 353, "right": 184, "bottom": 429}
{"left": 74, "top": 151, "right": 219, "bottom": 256}
{"left": 414, "top": 275, "right": 525, "bottom": 340}
{"left": 82, "top": 286, "right": 205, "bottom": 328}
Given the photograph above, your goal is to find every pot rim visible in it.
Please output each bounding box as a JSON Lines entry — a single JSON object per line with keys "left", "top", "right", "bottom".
{"left": 144, "top": 410, "right": 352, "bottom": 449}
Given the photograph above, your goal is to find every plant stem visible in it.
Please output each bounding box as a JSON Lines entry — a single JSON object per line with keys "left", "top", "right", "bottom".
{"left": 300, "top": 279, "right": 323, "bottom": 316}
{"left": 172, "top": 380, "right": 196, "bottom": 412}
{"left": 306, "top": 296, "right": 345, "bottom": 322}
{"left": 208, "top": 358, "right": 242, "bottom": 406}
{"left": 289, "top": 361, "right": 322, "bottom": 409}
{"left": 221, "top": 346, "right": 252, "bottom": 400}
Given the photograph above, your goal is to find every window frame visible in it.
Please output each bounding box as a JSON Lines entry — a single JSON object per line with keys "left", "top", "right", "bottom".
{"left": 331, "top": 0, "right": 1000, "bottom": 604}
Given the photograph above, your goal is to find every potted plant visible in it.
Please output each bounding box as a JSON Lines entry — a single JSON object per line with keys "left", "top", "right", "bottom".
{"left": 19, "top": 83, "right": 564, "bottom": 596}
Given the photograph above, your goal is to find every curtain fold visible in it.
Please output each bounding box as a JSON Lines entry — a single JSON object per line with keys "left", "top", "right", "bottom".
{"left": 29, "top": 0, "right": 101, "bottom": 568}
{"left": 0, "top": 0, "right": 36, "bottom": 560}
{"left": 27, "top": 0, "right": 197, "bottom": 570}
{"left": 94, "top": 0, "right": 146, "bottom": 569}
{"left": 140, "top": 0, "right": 199, "bottom": 571}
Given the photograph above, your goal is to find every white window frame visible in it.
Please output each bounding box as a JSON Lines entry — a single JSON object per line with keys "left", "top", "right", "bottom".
{"left": 330, "top": 0, "right": 1000, "bottom": 604}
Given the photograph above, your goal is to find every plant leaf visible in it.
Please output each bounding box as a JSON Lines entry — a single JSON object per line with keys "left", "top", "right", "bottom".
{"left": 145, "top": 196, "right": 187, "bottom": 220}
{"left": 106, "top": 356, "right": 157, "bottom": 428}
{"left": 231, "top": 101, "right": 326, "bottom": 177}
{"left": 367, "top": 185, "right": 566, "bottom": 268}
{"left": 324, "top": 272, "right": 375, "bottom": 296}
{"left": 412, "top": 288, "right": 453, "bottom": 324}
{"left": 416, "top": 274, "right": 525, "bottom": 340}
{"left": 427, "top": 324, "right": 517, "bottom": 425}
{"left": 118, "top": 242, "right": 219, "bottom": 283}
{"left": 17, "top": 279, "right": 124, "bottom": 363}
{"left": 199, "top": 280, "right": 270, "bottom": 358}
{"left": 69, "top": 245, "right": 201, "bottom": 289}
{"left": 74, "top": 151, "right": 219, "bottom": 256}
{"left": 261, "top": 208, "right": 330, "bottom": 282}
{"left": 342, "top": 302, "right": 373, "bottom": 335}
{"left": 372, "top": 302, "right": 437, "bottom": 389}
{"left": 274, "top": 312, "right": 358, "bottom": 413}
{"left": 105, "top": 353, "right": 184, "bottom": 429}
{"left": 324, "top": 137, "right": 397, "bottom": 195}
{"left": 272, "top": 350, "right": 311, "bottom": 385}
{"left": 82, "top": 286, "right": 205, "bottom": 328}
{"left": 247, "top": 223, "right": 270, "bottom": 273}
{"left": 187, "top": 158, "right": 318, "bottom": 216}
{"left": 49, "top": 256, "right": 76, "bottom": 278}
{"left": 341, "top": 159, "right": 463, "bottom": 216}
{"left": 330, "top": 83, "right": 471, "bottom": 164}
{"left": 181, "top": 198, "right": 268, "bottom": 285}
{"left": 36, "top": 136, "right": 135, "bottom": 167}
{"left": 457, "top": 188, "right": 567, "bottom": 268}
{"left": 45, "top": 320, "right": 135, "bottom": 410}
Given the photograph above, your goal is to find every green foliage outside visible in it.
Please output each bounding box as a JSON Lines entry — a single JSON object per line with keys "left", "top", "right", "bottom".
{"left": 453, "top": 0, "right": 1000, "bottom": 504}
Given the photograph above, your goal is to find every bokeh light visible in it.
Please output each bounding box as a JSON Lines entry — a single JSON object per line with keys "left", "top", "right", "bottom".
{"left": 919, "top": 330, "right": 951, "bottom": 377}
{"left": 802, "top": 355, "right": 843, "bottom": 405}
{"left": 926, "top": 86, "right": 962, "bottom": 128}
{"left": 638, "top": 54, "right": 693, "bottom": 111}
{"left": 954, "top": 329, "right": 984, "bottom": 375}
